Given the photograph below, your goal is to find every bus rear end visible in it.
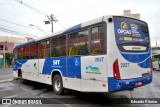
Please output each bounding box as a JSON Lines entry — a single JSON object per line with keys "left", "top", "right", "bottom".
{"left": 108, "top": 16, "right": 152, "bottom": 92}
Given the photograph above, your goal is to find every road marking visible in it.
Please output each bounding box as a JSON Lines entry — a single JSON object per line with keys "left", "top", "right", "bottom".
{"left": 4, "top": 92, "right": 27, "bottom": 98}
{"left": 21, "top": 87, "right": 72, "bottom": 107}
{"left": 41, "top": 95, "right": 73, "bottom": 107}
{"left": 21, "top": 87, "right": 37, "bottom": 95}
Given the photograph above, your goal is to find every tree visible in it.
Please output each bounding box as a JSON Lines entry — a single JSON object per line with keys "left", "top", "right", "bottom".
{"left": 5, "top": 52, "right": 12, "bottom": 67}
{"left": 5, "top": 52, "right": 11, "bottom": 59}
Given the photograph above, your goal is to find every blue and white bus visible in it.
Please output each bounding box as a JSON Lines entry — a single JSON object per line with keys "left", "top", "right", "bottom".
{"left": 13, "top": 15, "right": 152, "bottom": 95}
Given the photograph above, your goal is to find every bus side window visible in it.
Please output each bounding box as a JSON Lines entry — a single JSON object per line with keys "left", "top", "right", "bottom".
{"left": 51, "top": 37, "right": 60, "bottom": 57}
{"left": 59, "top": 36, "right": 66, "bottom": 56}
{"left": 78, "top": 30, "right": 89, "bottom": 55}
{"left": 23, "top": 45, "right": 29, "bottom": 59}
{"left": 38, "top": 40, "right": 51, "bottom": 58}
{"left": 91, "top": 26, "right": 104, "bottom": 55}
{"left": 51, "top": 36, "right": 66, "bottom": 57}
{"left": 68, "top": 33, "right": 78, "bottom": 56}
{"left": 30, "top": 43, "right": 38, "bottom": 59}
{"left": 18, "top": 47, "right": 23, "bottom": 60}
{"left": 39, "top": 41, "right": 45, "bottom": 58}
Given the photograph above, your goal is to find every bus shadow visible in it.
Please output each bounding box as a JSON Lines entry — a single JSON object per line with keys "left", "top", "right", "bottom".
{"left": 14, "top": 79, "right": 132, "bottom": 106}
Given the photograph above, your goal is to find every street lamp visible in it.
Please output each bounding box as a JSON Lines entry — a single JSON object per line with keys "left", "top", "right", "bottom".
{"left": 29, "top": 24, "right": 47, "bottom": 34}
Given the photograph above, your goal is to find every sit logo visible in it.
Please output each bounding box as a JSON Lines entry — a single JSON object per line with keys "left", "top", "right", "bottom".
{"left": 53, "top": 60, "right": 60, "bottom": 65}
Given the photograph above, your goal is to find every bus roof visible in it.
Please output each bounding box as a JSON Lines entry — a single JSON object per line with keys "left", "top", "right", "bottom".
{"left": 16, "top": 15, "right": 140, "bottom": 48}
{"left": 15, "top": 39, "right": 35, "bottom": 48}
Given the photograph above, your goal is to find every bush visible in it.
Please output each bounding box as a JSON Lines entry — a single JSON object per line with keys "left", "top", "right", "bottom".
{"left": 5, "top": 52, "right": 11, "bottom": 59}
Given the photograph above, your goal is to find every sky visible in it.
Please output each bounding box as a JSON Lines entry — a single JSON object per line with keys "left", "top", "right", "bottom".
{"left": 0, "top": 0, "right": 160, "bottom": 46}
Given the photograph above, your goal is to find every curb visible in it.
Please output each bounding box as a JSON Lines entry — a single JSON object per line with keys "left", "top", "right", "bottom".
{"left": 0, "top": 78, "right": 13, "bottom": 83}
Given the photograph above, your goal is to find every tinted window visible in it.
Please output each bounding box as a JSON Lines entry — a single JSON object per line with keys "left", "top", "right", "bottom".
{"left": 39, "top": 40, "right": 50, "bottom": 58}
{"left": 51, "top": 36, "right": 66, "bottom": 57}
{"left": 30, "top": 43, "right": 38, "bottom": 59}
{"left": 68, "top": 33, "right": 78, "bottom": 56}
{"left": 78, "top": 30, "right": 89, "bottom": 55}
{"left": 91, "top": 26, "right": 104, "bottom": 55}
{"left": 23, "top": 45, "right": 30, "bottom": 59}
{"left": 113, "top": 17, "right": 150, "bottom": 53}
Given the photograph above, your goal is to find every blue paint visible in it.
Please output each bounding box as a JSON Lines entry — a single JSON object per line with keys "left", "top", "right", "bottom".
{"left": 42, "top": 57, "right": 67, "bottom": 76}
{"left": 42, "top": 57, "right": 81, "bottom": 78}
{"left": 108, "top": 75, "right": 152, "bottom": 92}
{"left": 13, "top": 60, "right": 28, "bottom": 71}
{"left": 63, "top": 24, "right": 81, "bottom": 34}
{"left": 67, "top": 56, "right": 81, "bottom": 78}
{"left": 138, "top": 56, "right": 151, "bottom": 68}
{"left": 120, "top": 51, "right": 150, "bottom": 63}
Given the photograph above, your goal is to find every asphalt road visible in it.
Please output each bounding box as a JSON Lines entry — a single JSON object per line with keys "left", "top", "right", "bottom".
{"left": 0, "top": 68, "right": 160, "bottom": 107}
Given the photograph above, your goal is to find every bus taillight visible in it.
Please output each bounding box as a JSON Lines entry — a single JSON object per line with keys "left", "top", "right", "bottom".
{"left": 113, "top": 59, "right": 121, "bottom": 80}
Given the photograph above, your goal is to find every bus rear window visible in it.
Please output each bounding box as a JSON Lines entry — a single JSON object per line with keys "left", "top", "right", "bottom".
{"left": 113, "top": 16, "right": 150, "bottom": 53}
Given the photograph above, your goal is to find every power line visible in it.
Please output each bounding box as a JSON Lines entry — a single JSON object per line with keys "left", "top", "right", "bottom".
{"left": 11, "top": 0, "right": 68, "bottom": 35}
{"left": 0, "top": 18, "right": 51, "bottom": 32}
{"left": 0, "top": 18, "right": 38, "bottom": 30}
{"left": 0, "top": 29, "right": 36, "bottom": 38}
{"left": 13, "top": 0, "right": 66, "bottom": 29}
{"left": 0, "top": 27, "right": 38, "bottom": 38}
{"left": 13, "top": 0, "right": 47, "bottom": 16}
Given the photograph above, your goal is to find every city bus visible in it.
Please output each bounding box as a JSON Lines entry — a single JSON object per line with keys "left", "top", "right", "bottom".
{"left": 13, "top": 15, "right": 152, "bottom": 95}
{"left": 152, "top": 45, "right": 160, "bottom": 70}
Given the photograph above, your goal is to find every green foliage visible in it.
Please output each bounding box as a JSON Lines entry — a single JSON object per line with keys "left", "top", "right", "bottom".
{"left": 5, "top": 52, "right": 11, "bottom": 59}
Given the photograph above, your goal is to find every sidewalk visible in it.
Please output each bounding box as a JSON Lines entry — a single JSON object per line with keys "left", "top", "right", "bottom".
{"left": 0, "top": 67, "right": 13, "bottom": 82}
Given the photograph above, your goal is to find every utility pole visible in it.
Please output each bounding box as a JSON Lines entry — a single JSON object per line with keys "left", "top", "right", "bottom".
{"left": 3, "top": 41, "right": 7, "bottom": 68}
{"left": 44, "top": 14, "right": 58, "bottom": 33}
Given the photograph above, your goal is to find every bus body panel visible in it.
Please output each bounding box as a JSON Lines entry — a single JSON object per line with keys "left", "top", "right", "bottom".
{"left": 117, "top": 51, "right": 151, "bottom": 79}
{"left": 103, "top": 16, "right": 118, "bottom": 79}
{"left": 13, "top": 15, "right": 152, "bottom": 93}
{"left": 108, "top": 75, "right": 152, "bottom": 92}
{"left": 81, "top": 55, "right": 107, "bottom": 81}
{"left": 63, "top": 77, "right": 81, "bottom": 91}
{"left": 21, "top": 59, "right": 39, "bottom": 81}
{"left": 81, "top": 79, "right": 108, "bottom": 92}
{"left": 80, "top": 55, "right": 108, "bottom": 92}
{"left": 113, "top": 17, "right": 151, "bottom": 79}
{"left": 67, "top": 56, "right": 81, "bottom": 78}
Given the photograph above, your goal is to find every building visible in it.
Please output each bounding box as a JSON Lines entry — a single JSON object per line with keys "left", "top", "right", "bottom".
{"left": 0, "top": 36, "right": 32, "bottom": 54}
{"left": 0, "top": 36, "right": 34, "bottom": 67}
{"left": 123, "top": 10, "right": 140, "bottom": 20}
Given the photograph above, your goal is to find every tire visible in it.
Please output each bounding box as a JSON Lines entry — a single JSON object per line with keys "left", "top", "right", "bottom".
{"left": 52, "top": 75, "right": 64, "bottom": 95}
{"left": 18, "top": 70, "right": 22, "bottom": 80}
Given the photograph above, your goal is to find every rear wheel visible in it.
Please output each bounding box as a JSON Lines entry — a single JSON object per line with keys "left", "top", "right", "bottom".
{"left": 52, "top": 75, "right": 64, "bottom": 95}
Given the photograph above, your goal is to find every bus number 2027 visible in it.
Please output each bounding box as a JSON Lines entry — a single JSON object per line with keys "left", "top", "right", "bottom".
{"left": 95, "top": 57, "right": 104, "bottom": 62}
{"left": 120, "top": 63, "right": 129, "bottom": 68}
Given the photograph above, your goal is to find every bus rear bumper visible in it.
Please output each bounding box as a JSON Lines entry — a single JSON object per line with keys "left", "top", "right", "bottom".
{"left": 108, "top": 74, "right": 152, "bottom": 92}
